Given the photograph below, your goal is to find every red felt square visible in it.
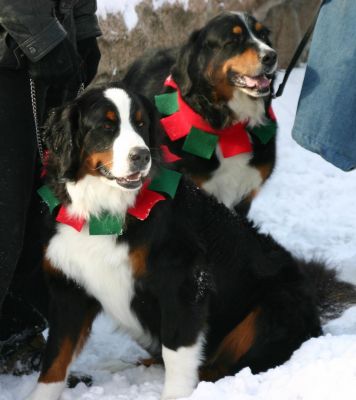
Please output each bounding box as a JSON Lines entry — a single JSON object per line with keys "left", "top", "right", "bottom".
{"left": 128, "top": 187, "right": 166, "bottom": 220}
{"left": 160, "top": 113, "right": 191, "bottom": 141}
{"left": 56, "top": 206, "right": 86, "bottom": 232}
{"left": 218, "top": 124, "right": 253, "bottom": 158}
{"left": 160, "top": 145, "right": 182, "bottom": 163}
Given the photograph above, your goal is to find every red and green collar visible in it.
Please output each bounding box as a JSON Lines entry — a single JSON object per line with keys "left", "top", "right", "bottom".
{"left": 38, "top": 167, "right": 181, "bottom": 235}
{"left": 155, "top": 76, "right": 277, "bottom": 161}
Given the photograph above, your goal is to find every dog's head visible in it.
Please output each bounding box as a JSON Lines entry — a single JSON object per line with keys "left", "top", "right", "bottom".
{"left": 43, "top": 84, "right": 161, "bottom": 194}
{"left": 172, "top": 11, "right": 277, "bottom": 101}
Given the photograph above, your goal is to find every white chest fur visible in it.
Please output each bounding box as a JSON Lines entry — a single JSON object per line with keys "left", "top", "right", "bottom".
{"left": 46, "top": 224, "right": 153, "bottom": 349}
{"left": 202, "top": 150, "right": 262, "bottom": 209}
{"left": 202, "top": 89, "right": 266, "bottom": 208}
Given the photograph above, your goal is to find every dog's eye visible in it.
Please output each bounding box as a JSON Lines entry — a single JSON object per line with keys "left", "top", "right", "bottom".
{"left": 137, "top": 120, "right": 145, "bottom": 128}
{"left": 259, "top": 33, "right": 267, "bottom": 41}
{"left": 205, "top": 40, "right": 219, "bottom": 49}
{"left": 257, "top": 30, "right": 270, "bottom": 42}
{"left": 103, "top": 124, "right": 113, "bottom": 130}
{"left": 223, "top": 40, "right": 237, "bottom": 48}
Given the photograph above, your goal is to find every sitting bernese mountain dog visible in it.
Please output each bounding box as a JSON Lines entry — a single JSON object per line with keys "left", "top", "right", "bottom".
{"left": 28, "top": 83, "right": 355, "bottom": 400}
{"left": 124, "top": 11, "right": 278, "bottom": 215}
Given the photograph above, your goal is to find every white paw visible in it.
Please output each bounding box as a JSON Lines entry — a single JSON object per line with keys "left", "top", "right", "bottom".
{"left": 26, "top": 381, "right": 66, "bottom": 400}
{"left": 161, "top": 384, "right": 195, "bottom": 400}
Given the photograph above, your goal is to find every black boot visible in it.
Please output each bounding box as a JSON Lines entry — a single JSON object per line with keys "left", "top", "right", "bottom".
{"left": 0, "top": 292, "right": 47, "bottom": 375}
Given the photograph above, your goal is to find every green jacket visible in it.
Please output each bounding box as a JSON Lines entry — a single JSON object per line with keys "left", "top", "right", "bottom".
{"left": 0, "top": 0, "right": 101, "bottom": 69}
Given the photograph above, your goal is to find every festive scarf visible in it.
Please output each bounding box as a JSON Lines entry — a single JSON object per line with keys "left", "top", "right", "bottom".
{"left": 38, "top": 167, "right": 181, "bottom": 235}
{"left": 155, "top": 76, "right": 277, "bottom": 161}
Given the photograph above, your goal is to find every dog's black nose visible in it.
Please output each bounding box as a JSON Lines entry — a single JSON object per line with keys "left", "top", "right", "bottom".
{"left": 129, "top": 147, "right": 151, "bottom": 170}
{"left": 261, "top": 51, "right": 277, "bottom": 68}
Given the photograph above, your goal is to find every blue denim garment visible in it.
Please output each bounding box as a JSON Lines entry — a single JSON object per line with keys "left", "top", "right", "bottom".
{"left": 292, "top": 0, "right": 356, "bottom": 171}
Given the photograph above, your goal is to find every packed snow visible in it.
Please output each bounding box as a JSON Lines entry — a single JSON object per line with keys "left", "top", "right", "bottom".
{"left": 1, "top": 68, "right": 356, "bottom": 399}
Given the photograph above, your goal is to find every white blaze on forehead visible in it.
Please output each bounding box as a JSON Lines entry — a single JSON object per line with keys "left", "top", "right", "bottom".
{"left": 240, "top": 13, "right": 275, "bottom": 55}
{"left": 104, "top": 88, "right": 150, "bottom": 178}
{"left": 230, "top": 11, "right": 275, "bottom": 55}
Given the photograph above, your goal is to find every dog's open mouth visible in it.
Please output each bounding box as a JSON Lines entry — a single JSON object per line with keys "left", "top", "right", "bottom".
{"left": 98, "top": 164, "right": 144, "bottom": 189}
{"left": 228, "top": 71, "right": 272, "bottom": 97}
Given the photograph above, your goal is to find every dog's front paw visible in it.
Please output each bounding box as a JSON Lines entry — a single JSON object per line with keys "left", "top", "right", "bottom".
{"left": 161, "top": 385, "right": 195, "bottom": 400}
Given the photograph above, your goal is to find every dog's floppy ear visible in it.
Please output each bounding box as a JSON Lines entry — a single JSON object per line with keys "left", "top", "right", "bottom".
{"left": 137, "top": 93, "right": 163, "bottom": 163}
{"left": 172, "top": 29, "right": 201, "bottom": 96}
{"left": 42, "top": 102, "right": 81, "bottom": 181}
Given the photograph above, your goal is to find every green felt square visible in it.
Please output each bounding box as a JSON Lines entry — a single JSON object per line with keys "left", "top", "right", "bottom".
{"left": 89, "top": 212, "right": 124, "bottom": 235}
{"left": 154, "top": 92, "right": 179, "bottom": 115}
{"left": 182, "top": 127, "right": 219, "bottom": 159}
{"left": 37, "top": 185, "right": 60, "bottom": 213}
{"left": 251, "top": 120, "right": 277, "bottom": 144}
{"left": 149, "top": 167, "right": 182, "bottom": 198}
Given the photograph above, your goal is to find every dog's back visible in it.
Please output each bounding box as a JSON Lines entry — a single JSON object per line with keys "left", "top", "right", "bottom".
{"left": 124, "top": 48, "right": 177, "bottom": 99}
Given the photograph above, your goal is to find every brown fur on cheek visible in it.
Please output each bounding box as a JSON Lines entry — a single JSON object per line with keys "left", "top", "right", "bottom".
{"left": 222, "top": 48, "right": 261, "bottom": 78}
{"left": 77, "top": 149, "right": 114, "bottom": 180}
{"left": 207, "top": 49, "right": 262, "bottom": 103}
{"left": 206, "top": 61, "right": 235, "bottom": 103}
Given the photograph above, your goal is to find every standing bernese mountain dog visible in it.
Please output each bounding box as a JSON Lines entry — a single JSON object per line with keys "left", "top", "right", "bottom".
{"left": 124, "top": 11, "right": 278, "bottom": 215}
{"left": 27, "top": 83, "right": 356, "bottom": 400}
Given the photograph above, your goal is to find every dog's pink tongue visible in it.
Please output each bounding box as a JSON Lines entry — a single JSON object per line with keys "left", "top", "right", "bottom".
{"left": 245, "top": 75, "right": 270, "bottom": 89}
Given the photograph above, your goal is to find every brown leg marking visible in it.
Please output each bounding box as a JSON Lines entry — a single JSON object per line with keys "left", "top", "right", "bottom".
{"left": 39, "top": 337, "right": 75, "bottom": 383}
{"left": 200, "top": 308, "right": 260, "bottom": 382}
{"left": 129, "top": 245, "right": 149, "bottom": 279}
{"left": 39, "top": 257, "right": 99, "bottom": 383}
{"left": 256, "top": 162, "right": 274, "bottom": 183}
{"left": 39, "top": 307, "right": 98, "bottom": 384}
{"left": 75, "top": 306, "right": 100, "bottom": 356}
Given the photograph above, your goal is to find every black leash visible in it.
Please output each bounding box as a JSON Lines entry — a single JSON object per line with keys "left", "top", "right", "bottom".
{"left": 273, "top": 1, "right": 324, "bottom": 98}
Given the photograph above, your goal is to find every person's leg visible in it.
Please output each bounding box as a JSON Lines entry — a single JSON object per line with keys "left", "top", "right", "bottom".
{"left": 0, "top": 68, "right": 38, "bottom": 310}
{"left": 292, "top": 0, "right": 356, "bottom": 170}
{"left": 0, "top": 69, "right": 49, "bottom": 373}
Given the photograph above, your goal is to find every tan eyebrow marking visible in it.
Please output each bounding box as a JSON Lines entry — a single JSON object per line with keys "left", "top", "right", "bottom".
{"left": 106, "top": 110, "right": 117, "bottom": 121}
{"left": 255, "top": 22, "right": 263, "bottom": 31}
{"left": 233, "top": 26, "right": 242, "bottom": 35}
{"left": 135, "top": 110, "right": 142, "bottom": 122}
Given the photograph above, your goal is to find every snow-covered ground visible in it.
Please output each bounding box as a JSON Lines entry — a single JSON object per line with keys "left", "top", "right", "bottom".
{"left": 1, "top": 69, "right": 356, "bottom": 399}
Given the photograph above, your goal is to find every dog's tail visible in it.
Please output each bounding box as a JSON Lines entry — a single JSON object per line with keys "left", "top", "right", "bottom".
{"left": 300, "top": 260, "right": 356, "bottom": 322}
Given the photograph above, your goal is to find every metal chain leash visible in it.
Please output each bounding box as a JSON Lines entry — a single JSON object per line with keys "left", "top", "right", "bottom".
{"left": 77, "top": 82, "right": 85, "bottom": 97}
{"left": 30, "top": 78, "right": 86, "bottom": 165}
{"left": 29, "top": 77, "right": 44, "bottom": 164}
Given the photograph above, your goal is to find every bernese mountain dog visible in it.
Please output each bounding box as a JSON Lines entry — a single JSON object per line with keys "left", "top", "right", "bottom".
{"left": 27, "top": 83, "right": 356, "bottom": 400}
{"left": 124, "top": 11, "right": 278, "bottom": 215}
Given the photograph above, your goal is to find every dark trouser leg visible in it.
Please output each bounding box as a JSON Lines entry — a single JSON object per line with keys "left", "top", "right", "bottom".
{"left": 0, "top": 68, "right": 39, "bottom": 311}
{"left": 7, "top": 78, "right": 80, "bottom": 321}
{"left": 0, "top": 69, "right": 77, "bottom": 326}
{"left": 0, "top": 69, "right": 54, "bottom": 359}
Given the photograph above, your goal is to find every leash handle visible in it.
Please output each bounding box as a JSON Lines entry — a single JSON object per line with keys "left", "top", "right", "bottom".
{"left": 273, "top": 1, "right": 324, "bottom": 99}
